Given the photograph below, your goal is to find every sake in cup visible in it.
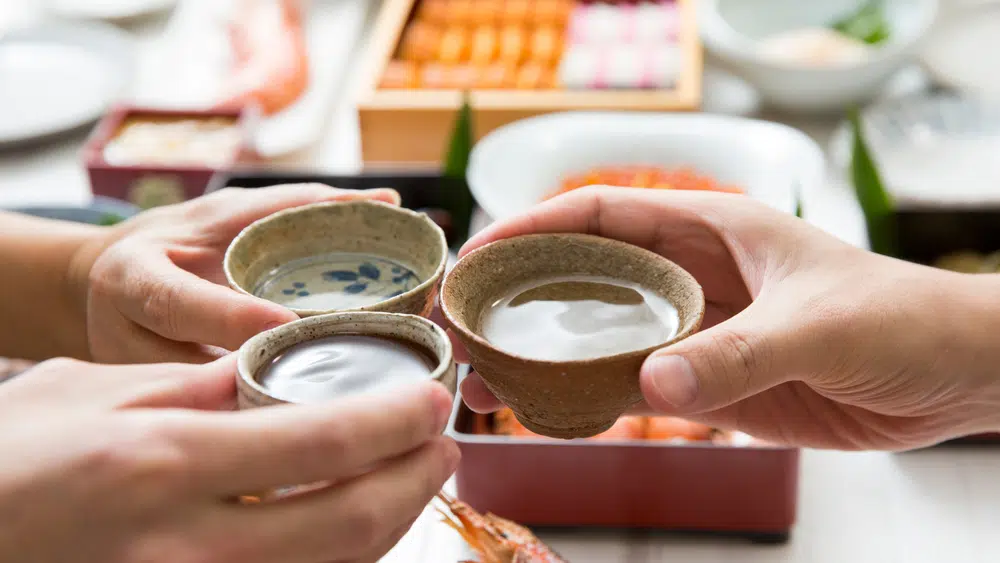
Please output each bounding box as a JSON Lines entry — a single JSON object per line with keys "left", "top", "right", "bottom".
{"left": 441, "top": 233, "right": 705, "bottom": 439}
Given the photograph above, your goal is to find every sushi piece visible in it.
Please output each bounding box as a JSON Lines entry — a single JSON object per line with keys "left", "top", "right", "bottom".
{"left": 557, "top": 43, "right": 601, "bottom": 89}
{"left": 646, "top": 42, "right": 682, "bottom": 88}
{"left": 379, "top": 60, "right": 419, "bottom": 89}
{"left": 399, "top": 21, "right": 441, "bottom": 62}
{"left": 419, "top": 62, "right": 451, "bottom": 88}
{"left": 516, "top": 62, "right": 556, "bottom": 89}
{"left": 634, "top": 0, "right": 680, "bottom": 44}
{"left": 438, "top": 25, "right": 469, "bottom": 64}
{"left": 570, "top": 1, "right": 628, "bottom": 44}
{"left": 468, "top": 25, "right": 499, "bottom": 65}
{"left": 474, "top": 62, "right": 517, "bottom": 88}
{"left": 529, "top": 25, "right": 563, "bottom": 66}
{"left": 604, "top": 44, "right": 646, "bottom": 88}
{"left": 448, "top": 63, "right": 480, "bottom": 89}
{"left": 497, "top": 24, "right": 527, "bottom": 65}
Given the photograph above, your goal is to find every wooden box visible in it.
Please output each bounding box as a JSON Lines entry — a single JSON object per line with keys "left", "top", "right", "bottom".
{"left": 357, "top": 0, "right": 704, "bottom": 166}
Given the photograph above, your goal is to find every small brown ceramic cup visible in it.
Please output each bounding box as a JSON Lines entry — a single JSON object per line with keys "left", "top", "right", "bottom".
{"left": 237, "top": 311, "right": 457, "bottom": 409}
{"left": 234, "top": 311, "right": 457, "bottom": 502}
{"left": 441, "top": 233, "right": 705, "bottom": 440}
{"left": 224, "top": 200, "right": 449, "bottom": 318}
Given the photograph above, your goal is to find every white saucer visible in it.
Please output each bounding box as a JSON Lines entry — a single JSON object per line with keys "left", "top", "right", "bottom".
{"left": 44, "top": 0, "right": 177, "bottom": 21}
{"left": 0, "top": 22, "right": 135, "bottom": 146}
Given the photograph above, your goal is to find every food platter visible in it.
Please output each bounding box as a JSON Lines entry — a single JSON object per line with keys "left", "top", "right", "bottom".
{"left": 357, "top": 0, "right": 705, "bottom": 165}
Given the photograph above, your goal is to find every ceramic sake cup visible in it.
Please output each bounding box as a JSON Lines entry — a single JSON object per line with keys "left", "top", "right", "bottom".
{"left": 440, "top": 233, "right": 705, "bottom": 439}
{"left": 236, "top": 311, "right": 457, "bottom": 409}
{"left": 224, "top": 200, "right": 449, "bottom": 318}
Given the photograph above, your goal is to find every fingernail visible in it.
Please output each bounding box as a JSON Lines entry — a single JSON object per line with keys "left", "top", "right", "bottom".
{"left": 643, "top": 355, "right": 699, "bottom": 408}
{"left": 263, "top": 320, "right": 287, "bottom": 332}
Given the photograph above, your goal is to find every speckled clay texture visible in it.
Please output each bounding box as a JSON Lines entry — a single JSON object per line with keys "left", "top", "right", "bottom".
{"left": 224, "top": 200, "right": 448, "bottom": 318}
{"left": 441, "top": 233, "right": 705, "bottom": 440}
{"left": 237, "top": 312, "right": 457, "bottom": 409}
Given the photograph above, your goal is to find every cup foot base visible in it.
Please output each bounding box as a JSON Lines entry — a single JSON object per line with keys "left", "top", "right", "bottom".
{"left": 516, "top": 414, "right": 617, "bottom": 440}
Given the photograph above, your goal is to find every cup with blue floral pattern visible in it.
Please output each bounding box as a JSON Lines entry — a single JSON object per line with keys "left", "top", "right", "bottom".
{"left": 224, "top": 199, "right": 449, "bottom": 319}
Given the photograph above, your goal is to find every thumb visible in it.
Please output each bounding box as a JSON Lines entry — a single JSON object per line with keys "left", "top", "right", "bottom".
{"left": 639, "top": 304, "right": 797, "bottom": 415}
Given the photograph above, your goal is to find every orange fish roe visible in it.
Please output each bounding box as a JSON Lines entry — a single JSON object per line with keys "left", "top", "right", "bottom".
{"left": 552, "top": 166, "right": 745, "bottom": 198}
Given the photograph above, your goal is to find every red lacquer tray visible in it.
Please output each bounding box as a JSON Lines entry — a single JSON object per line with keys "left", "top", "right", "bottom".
{"left": 447, "top": 393, "right": 800, "bottom": 543}
{"left": 82, "top": 105, "right": 260, "bottom": 208}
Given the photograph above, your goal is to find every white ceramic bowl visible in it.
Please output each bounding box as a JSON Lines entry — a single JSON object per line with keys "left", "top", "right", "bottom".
{"left": 700, "top": 0, "right": 938, "bottom": 114}
{"left": 466, "top": 111, "right": 824, "bottom": 221}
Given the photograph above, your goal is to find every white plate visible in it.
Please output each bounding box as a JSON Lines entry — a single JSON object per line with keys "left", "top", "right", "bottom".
{"left": 44, "top": 0, "right": 177, "bottom": 21}
{"left": 920, "top": 2, "right": 1000, "bottom": 99}
{"left": 829, "top": 93, "right": 1000, "bottom": 207}
{"left": 467, "top": 112, "right": 824, "bottom": 221}
{"left": 0, "top": 22, "right": 134, "bottom": 146}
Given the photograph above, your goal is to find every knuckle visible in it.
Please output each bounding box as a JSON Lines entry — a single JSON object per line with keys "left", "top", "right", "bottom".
{"left": 83, "top": 420, "right": 190, "bottom": 503}
{"left": 31, "top": 357, "right": 87, "bottom": 375}
{"left": 711, "top": 328, "right": 772, "bottom": 396}
{"left": 140, "top": 279, "right": 184, "bottom": 338}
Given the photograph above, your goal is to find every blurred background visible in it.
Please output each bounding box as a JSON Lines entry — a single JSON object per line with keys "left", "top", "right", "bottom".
{"left": 3, "top": 0, "right": 1000, "bottom": 562}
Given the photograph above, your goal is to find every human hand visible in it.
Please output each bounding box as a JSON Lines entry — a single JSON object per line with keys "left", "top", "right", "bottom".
{"left": 453, "top": 187, "right": 1000, "bottom": 450}
{"left": 72, "top": 184, "right": 400, "bottom": 364}
{"left": 0, "top": 356, "right": 457, "bottom": 563}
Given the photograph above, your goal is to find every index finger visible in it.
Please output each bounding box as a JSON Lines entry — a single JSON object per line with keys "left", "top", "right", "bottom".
{"left": 158, "top": 381, "right": 454, "bottom": 496}
{"left": 460, "top": 186, "right": 779, "bottom": 258}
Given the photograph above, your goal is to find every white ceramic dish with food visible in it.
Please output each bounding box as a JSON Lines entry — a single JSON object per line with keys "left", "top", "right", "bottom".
{"left": 700, "top": 0, "right": 938, "bottom": 113}
{"left": 466, "top": 111, "right": 824, "bottom": 221}
{"left": 0, "top": 22, "right": 135, "bottom": 147}
{"left": 829, "top": 93, "right": 1000, "bottom": 208}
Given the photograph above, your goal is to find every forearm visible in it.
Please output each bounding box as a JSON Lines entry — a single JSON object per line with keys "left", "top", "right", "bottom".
{"left": 0, "top": 212, "right": 105, "bottom": 361}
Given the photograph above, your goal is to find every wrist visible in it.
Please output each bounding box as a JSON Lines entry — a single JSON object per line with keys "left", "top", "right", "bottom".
{"left": 66, "top": 225, "right": 122, "bottom": 357}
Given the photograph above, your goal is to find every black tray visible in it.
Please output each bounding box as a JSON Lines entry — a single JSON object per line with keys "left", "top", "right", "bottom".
{"left": 208, "top": 170, "right": 475, "bottom": 248}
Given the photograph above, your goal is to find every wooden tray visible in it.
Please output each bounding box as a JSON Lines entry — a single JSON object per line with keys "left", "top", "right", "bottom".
{"left": 357, "top": 0, "right": 704, "bottom": 165}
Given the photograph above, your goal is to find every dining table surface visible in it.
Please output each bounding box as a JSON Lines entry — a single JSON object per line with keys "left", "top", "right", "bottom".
{"left": 2, "top": 1, "right": 999, "bottom": 562}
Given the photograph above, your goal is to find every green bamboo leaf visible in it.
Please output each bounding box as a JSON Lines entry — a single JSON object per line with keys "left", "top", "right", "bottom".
{"left": 832, "top": 0, "right": 890, "bottom": 45}
{"left": 848, "top": 107, "right": 897, "bottom": 256}
{"left": 442, "top": 91, "right": 475, "bottom": 245}
{"left": 444, "top": 91, "right": 473, "bottom": 179}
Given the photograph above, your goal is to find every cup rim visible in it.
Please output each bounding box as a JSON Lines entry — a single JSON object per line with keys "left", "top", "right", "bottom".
{"left": 440, "top": 233, "right": 706, "bottom": 367}
{"left": 223, "top": 199, "right": 449, "bottom": 316}
{"left": 236, "top": 311, "right": 455, "bottom": 404}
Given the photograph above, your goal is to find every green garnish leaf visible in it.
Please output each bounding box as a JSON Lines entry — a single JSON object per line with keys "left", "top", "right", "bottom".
{"left": 444, "top": 91, "right": 473, "bottom": 180}
{"left": 848, "top": 106, "right": 897, "bottom": 256}
{"left": 832, "top": 0, "right": 891, "bottom": 45}
{"left": 97, "top": 213, "right": 126, "bottom": 226}
{"left": 442, "top": 91, "right": 475, "bottom": 245}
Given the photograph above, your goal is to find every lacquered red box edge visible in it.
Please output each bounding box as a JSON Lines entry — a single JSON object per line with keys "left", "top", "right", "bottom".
{"left": 82, "top": 104, "right": 261, "bottom": 206}
{"left": 447, "top": 393, "right": 800, "bottom": 535}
